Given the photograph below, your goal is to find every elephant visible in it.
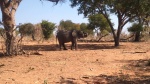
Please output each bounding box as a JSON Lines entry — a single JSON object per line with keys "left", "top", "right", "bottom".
{"left": 56, "top": 30, "right": 88, "bottom": 50}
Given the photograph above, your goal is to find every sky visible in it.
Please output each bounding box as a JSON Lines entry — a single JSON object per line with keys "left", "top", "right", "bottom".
{"left": 15, "top": 0, "right": 88, "bottom": 25}
{"left": 0, "top": 0, "right": 130, "bottom": 33}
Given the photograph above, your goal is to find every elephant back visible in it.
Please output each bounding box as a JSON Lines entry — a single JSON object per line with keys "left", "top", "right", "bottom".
{"left": 56, "top": 30, "right": 72, "bottom": 43}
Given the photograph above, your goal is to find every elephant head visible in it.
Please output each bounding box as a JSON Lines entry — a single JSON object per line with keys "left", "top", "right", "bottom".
{"left": 71, "top": 30, "right": 88, "bottom": 38}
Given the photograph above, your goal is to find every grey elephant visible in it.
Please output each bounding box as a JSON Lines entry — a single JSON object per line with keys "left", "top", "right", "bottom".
{"left": 56, "top": 30, "right": 88, "bottom": 50}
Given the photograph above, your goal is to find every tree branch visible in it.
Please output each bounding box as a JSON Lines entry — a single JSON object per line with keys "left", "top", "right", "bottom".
{"left": 42, "top": 0, "right": 60, "bottom": 5}
{"left": 11, "top": 0, "right": 22, "bottom": 15}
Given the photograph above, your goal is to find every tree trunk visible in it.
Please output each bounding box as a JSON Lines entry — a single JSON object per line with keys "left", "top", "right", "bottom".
{"left": 3, "top": 11, "right": 17, "bottom": 56}
{"left": 134, "top": 31, "right": 140, "bottom": 42}
{"left": 0, "top": 0, "right": 21, "bottom": 56}
{"left": 114, "top": 36, "right": 119, "bottom": 46}
{"left": 5, "top": 25, "right": 17, "bottom": 55}
{"left": 134, "top": 17, "right": 142, "bottom": 42}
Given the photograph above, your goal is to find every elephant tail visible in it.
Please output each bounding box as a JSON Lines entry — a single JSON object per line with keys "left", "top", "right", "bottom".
{"left": 56, "top": 35, "right": 59, "bottom": 46}
{"left": 56, "top": 35, "right": 58, "bottom": 45}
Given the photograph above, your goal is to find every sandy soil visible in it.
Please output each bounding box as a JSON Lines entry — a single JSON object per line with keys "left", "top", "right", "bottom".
{"left": 0, "top": 41, "right": 150, "bottom": 84}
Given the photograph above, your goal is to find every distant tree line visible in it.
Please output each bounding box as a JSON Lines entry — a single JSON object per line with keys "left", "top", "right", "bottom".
{"left": 0, "top": 20, "right": 92, "bottom": 41}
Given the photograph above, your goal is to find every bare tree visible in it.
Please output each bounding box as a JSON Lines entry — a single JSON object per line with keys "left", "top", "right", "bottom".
{"left": 0, "top": 0, "right": 21, "bottom": 55}
{"left": 0, "top": 0, "right": 63, "bottom": 56}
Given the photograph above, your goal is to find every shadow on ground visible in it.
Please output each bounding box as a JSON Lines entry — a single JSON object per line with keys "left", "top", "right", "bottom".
{"left": 56, "top": 59, "right": 150, "bottom": 84}
{"left": 22, "top": 43, "right": 121, "bottom": 51}
{"left": 79, "top": 73, "right": 150, "bottom": 84}
{"left": 56, "top": 74, "right": 150, "bottom": 84}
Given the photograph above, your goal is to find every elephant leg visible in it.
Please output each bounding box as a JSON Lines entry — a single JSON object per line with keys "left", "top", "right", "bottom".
{"left": 62, "top": 43, "right": 67, "bottom": 50}
{"left": 74, "top": 41, "right": 78, "bottom": 50}
{"left": 71, "top": 42, "right": 74, "bottom": 50}
{"left": 59, "top": 43, "right": 62, "bottom": 50}
{"left": 71, "top": 39, "right": 77, "bottom": 50}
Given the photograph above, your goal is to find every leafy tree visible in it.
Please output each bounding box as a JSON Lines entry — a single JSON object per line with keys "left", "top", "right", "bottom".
{"left": 70, "top": 0, "right": 150, "bottom": 46}
{"left": 88, "top": 14, "right": 112, "bottom": 41}
{"left": 19, "top": 23, "right": 35, "bottom": 40}
{"left": 0, "top": 0, "right": 63, "bottom": 55}
{"left": 80, "top": 23, "right": 87, "bottom": 31}
{"left": 129, "top": 0, "right": 150, "bottom": 42}
{"left": 88, "top": 14, "right": 111, "bottom": 32}
{"left": 80, "top": 23, "right": 92, "bottom": 34}
{"left": 59, "top": 20, "right": 82, "bottom": 30}
{"left": 128, "top": 23, "right": 143, "bottom": 41}
{"left": 19, "top": 23, "right": 35, "bottom": 36}
{"left": 73, "top": 23, "right": 80, "bottom": 30}
{"left": 59, "top": 20, "right": 74, "bottom": 30}
{"left": 41, "top": 20, "right": 56, "bottom": 40}
{"left": 128, "top": 23, "right": 143, "bottom": 32}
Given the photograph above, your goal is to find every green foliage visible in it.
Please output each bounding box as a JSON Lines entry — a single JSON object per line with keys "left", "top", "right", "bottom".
{"left": 80, "top": 23, "right": 93, "bottom": 34}
{"left": 70, "top": 0, "right": 150, "bottom": 46}
{"left": 59, "top": 20, "right": 75, "bottom": 30}
{"left": 73, "top": 23, "right": 80, "bottom": 30}
{"left": 19, "top": 23, "right": 35, "bottom": 36}
{"left": 41, "top": 20, "right": 56, "bottom": 40}
{"left": 80, "top": 23, "right": 89, "bottom": 31}
{"left": 59, "top": 20, "right": 93, "bottom": 34}
{"left": 128, "top": 23, "right": 143, "bottom": 32}
{"left": 80, "top": 23, "right": 87, "bottom": 31}
{"left": 59, "top": 20, "right": 89, "bottom": 31}
{"left": 88, "top": 14, "right": 112, "bottom": 33}
{"left": 101, "top": 29, "right": 109, "bottom": 35}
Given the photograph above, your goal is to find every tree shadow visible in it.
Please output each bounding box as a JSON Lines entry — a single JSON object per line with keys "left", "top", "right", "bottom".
{"left": 80, "top": 74, "right": 150, "bottom": 84}
{"left": 78, "top": 43, "right": 118, "bottom": 50}
{"left": 115, "top": 59, "right": 150, "bottom": 73}
{"left": 56, "top": 74, "right": 150, "bottom": 84}
{"left": 22, "top": 43, "right": 121, "bottom": 51}
{"left": 0, "top": 52, "right": 14, "bottom": 58}
{"left": 56, "top": 77, "right": 77, "bottom": 84}
{"left": 22, "top": 44, "right": 58, "bottom": 51}
{"left": 0, "top": 52, "right": 5, "bottom": 58}
{"left": 56, "top": 59, "right": 150, "bottom": 84}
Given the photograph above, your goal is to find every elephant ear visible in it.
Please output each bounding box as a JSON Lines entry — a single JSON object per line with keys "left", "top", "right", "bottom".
{"left": 72, "top": 30, "right": 77, "bottom": 37}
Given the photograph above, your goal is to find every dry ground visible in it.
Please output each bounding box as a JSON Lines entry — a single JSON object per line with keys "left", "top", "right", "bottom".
{"left": 0, "top": 41, "right": 150, "bottom": 84}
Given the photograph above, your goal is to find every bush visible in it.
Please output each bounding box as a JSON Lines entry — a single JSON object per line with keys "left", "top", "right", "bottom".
{"left": 41, "top": 20, "right": 56, "bottom": 40}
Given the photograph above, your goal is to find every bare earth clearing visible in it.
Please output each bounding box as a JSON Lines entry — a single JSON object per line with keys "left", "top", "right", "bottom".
{"left": 0, "top": 41, "right": 150, "bottom": 84}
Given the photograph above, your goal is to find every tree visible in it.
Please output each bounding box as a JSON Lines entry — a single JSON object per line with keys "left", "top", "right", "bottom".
{"left": 70, "top": 0, "right": 150, "bottom": 46}
{"left": 129, "top": 0, "right": 150, "bottom": 42}
{"left": 19, "top": 23, "right": 35, "bottom": 36}
{"left": 88, "top": 14, "right": 111, "bottom": 31}
{"left": 59, "top": 20, "right": 74, "bottom": 30}
{"left": 88, "top": 14, "right": 112, "bottom": 41}
{"left": 73, "top": 23, "right": 80, "bottom": 30}
{"left": 41, "top": 20, "right": 56, "bottom": 40}
{"left": 80, "top": 23, "right": 87, "bottom": 31}
{"left": 128, "top": 23, "right": 143, "bottom": 41}
{"left": 0, "top": 0, "right": 21, "bottom": 55}
{"left": 58, "top": 20, "right": 82, "bottom": 30}
{"left": 0, "top": 0, "right": 63, "bottom": 55}
{"left": 34, "top": 23, "right": 44, "bottom": 42}
{"left": 80, "top": 23, "right": 92, "bottom": 34}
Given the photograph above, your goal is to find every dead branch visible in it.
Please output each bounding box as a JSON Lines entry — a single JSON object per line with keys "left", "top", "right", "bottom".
{"left": 97, "top": 34, "right": 109, "bottom": 42}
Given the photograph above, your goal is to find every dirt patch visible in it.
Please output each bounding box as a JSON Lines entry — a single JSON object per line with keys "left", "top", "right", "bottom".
{"left": 0, "top": 42, "right": 150, "bottom": 84}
